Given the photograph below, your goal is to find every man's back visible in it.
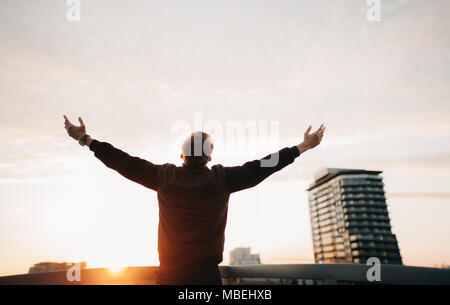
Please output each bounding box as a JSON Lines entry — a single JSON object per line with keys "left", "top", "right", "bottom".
{"left": 157, "top": 164, "right": 230, "bottom": 265}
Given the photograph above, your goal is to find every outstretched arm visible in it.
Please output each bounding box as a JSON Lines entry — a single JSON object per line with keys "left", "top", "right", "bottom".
{"left": 224, "top": 124, "right": 325, "bottom": 193}
{"left": 63, "top": 115, "right": 161, "bottom": 191}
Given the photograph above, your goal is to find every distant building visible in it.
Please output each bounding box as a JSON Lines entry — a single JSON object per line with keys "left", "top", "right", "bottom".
{"left": 28, "top": 261, "right": 87, "bottom": 273}
{"left": 230, "top": 247, "right": 261, "bottom": 265}
{"left": 307, "top": 168, "right": 402, "bottom": 265}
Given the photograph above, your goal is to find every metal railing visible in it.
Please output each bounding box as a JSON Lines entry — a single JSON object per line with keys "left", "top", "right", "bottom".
{"left": 0, "top": 264, "right": 449, "bottom": 285}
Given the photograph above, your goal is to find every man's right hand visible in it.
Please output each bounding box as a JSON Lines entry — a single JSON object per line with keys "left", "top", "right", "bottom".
{"left": 297, "top": 124, "right": 325, "bottom": 154}
{"left": 64, "top": 115, "right": 86, "bottom": 141}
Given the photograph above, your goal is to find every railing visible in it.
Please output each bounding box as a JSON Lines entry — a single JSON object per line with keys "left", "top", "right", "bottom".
{"left": 0, "top": 264, "right": 449, "bottom": 285}
{"left": 222, "top": 264, "right": 450, "bottom": 285}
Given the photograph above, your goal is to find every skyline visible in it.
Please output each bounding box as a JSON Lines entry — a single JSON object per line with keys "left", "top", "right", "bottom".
{"left": 0, "top": 0, "right": 449, "bottom": 276}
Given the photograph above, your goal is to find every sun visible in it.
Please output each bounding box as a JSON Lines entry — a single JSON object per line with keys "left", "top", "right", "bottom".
{"left": 108, "top": 263, "right": 125, "bottom": 274}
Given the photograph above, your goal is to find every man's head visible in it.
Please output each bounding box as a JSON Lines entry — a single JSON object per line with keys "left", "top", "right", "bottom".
{"left": 181, "top": 131, "right": 214, "bottom": 168}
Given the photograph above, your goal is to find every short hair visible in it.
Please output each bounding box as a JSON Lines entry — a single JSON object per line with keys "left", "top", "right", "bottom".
{"left": 182, "top": 131, "right": 214, "bottom": 167}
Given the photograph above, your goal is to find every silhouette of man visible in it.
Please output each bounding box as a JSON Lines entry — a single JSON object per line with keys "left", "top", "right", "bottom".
{"left": 63, "top": 115, "right": 325, "bottom": 285}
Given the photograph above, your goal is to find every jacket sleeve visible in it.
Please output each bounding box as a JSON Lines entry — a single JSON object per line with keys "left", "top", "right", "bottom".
{"left": 89, "top": 139, "right": 161, "bottom": 191}
{"left": 223, "top": 146, "right": 301, "bottom": 193}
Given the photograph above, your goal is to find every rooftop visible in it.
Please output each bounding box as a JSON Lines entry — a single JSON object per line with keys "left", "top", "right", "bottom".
{"left": 308, "top": 167, "right": 383, "bottom": 191}
{"left": 0, "top": 264, "right": 449, "bottom": 285}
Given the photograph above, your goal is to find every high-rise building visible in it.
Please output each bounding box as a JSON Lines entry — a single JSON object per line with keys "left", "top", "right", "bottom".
{"left": 307, "top": 168, "right": 402, "bottom": 265}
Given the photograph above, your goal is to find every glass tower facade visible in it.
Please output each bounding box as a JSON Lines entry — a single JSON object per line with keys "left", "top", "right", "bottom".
{"left": 307, "top": 168, "right": 402, "bottom": 265}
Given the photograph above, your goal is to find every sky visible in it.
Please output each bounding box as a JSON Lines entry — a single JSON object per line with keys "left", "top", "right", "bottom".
{"left": 0, "top": 0, "right": 449, "bottom": 276}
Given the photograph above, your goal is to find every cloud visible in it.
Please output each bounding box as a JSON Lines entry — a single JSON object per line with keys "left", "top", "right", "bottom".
{"left": 0, "top": 134, "right": 76, "bottom": 181}
{"left": 386, "top": 192, "right": 450, "bottom": 201}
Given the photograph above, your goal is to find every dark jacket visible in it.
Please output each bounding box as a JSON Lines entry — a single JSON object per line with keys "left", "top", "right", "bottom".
{"left": 89, "top": 140, "right": 301, "bottom": 266}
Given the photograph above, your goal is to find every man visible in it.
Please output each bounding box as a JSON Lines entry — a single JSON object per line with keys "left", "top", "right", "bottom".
{"left": 63, "top": 115, "right": 325, "bottom": 285}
